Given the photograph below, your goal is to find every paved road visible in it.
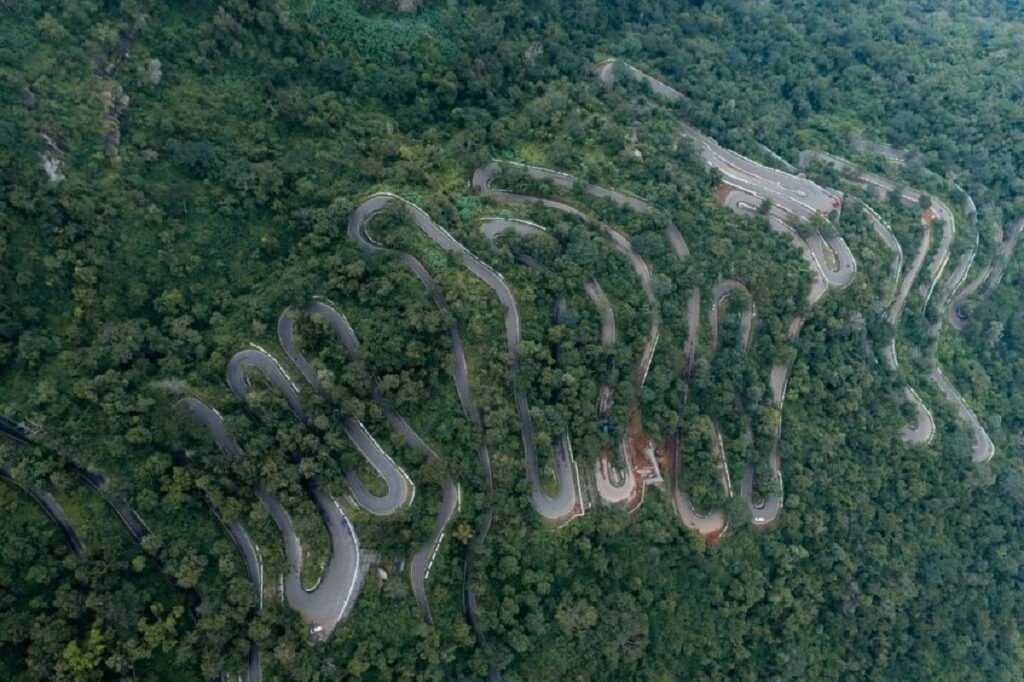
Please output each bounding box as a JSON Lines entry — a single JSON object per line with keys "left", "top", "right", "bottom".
{"left": 0, "top": 415, "right": 31, "bottom": 445}
{"left": 596, "top": 59, "right": 845, "bottom": 224}
{"left": 226, "top": 348, "right": 306, "bottom": 420}
{"left": 596, "top": 62, "right": 810, "bottom": 530}
{"left": 278, "top": 312, "right": 414, "bottom": 517}
{"left": 180, "top": 398, "right": 263, "bottom": 682}
{"left": 185, "top": 394, "right": 365, "bottom": 640}
{"left": 284, "top": 300, "right": 459, "bottom": 625}
{"left": 484, "top": 217, "right": 650, "bottom": 509}
{"left": 0, "top": 466, "right": 85, "bottom": 556}
{"left": 583, "top": 279, "right": 617, "bottom": 346}
{"left": 951, "top": 218, "right": 1023, "bottom": 329}
{"left": 741, "top": 364, "right": 788, "bottom": 528}
{"left": 598, "top": 58, "right": 839, "bottom": 222}
{"left": 708, "top": 279, "right": 755, "bottom": 353}
{"left": 888, "top": 217, "right": 933, "bottom": 325}
{"left": 595, "top": 58, "right": 686, "bottom": 102}
{"left": 684, "top": 289, "right": 700, "bottom": 372}
{"left": 474, "top": 161, "right": 661, "bottom": 390}
{"left": 850, "top": 137, "right": 920, "bottom": 164}
{"left": 718, "top": 184, "right": 827, "bottom": 305}
{"left": 481, "top": 217, "right": 547, "bottom": 245}
{"left": 860, "top": 203, "right": 904, "bottom": 307}
{"left": 900, "top": 388, "right": 935, "bottom": 445}
{"left": 930, "top": 366, "right": 995, "bottom": 463}
{"left": 674, "top": 280, "right": 774, "bottom": 535}
{"left": 805, "top": 149, "right": 955, "bottom": 312}
{"left": 580, "top": 278, "right": 637, "bottom": 505}
{"left": 359, "top": 192, "right": 580, "bottom": 522}
{"left": 347, "top": 194, "right": 496, "bottom": 655}
{"left": 666, "top": 224, "right": 690, "bottom": 260}
{"left": 476, "top": 163, "right": 672, "bottom": 513}
{"left": 808, "top": 233, "right": 858, "bottom": 287}
{"left": 931, "top": 249, "right": 976, "bottom": 336}
{"left": 77, "top": 467, "right": 150, "bottom": 542}
{"left": 802, "top": 150, "right": 994, "bottom": 452}
{"left": 671, "top": 427, "right": 729, "bottom": 537}
{"left": 949, "top": 267, "right": 991, "bottom": 330}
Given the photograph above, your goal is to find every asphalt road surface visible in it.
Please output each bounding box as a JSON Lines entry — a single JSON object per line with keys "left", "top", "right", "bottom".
{"left": 277, "top": 312, "right": 414, "bottom": 517}
{"left": 347, "top": 193, "right": 497, "bottom": 655}
{"left": 184, "top": 395, "right": 365, "bottom": 641}
{"left": 368, "top": 192, "right": 580, "bottom": 522}
{"left": 718, "top": 185, "right": 828, "bottom": 305}
{"left": 930, "top": 366, "right": 995, "bottom": 463}
{"left": 708, "top": 279, "right": 755, "bottom": 353}
{"left": 285, "top": 300, "right": 459, "bottom": 625}
{"left": 899, "top": 388, "right": 935, "bottom": 445}
{"left": 180, "top": 398, "right": 264, "bottom": 682}
{"left": 0, "top": 466, "right": 85, "bottom": 556}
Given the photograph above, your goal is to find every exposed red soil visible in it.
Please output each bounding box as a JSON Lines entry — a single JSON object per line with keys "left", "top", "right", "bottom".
{"left": 712, "top": 182, "right": 733, "bottom": 205}
{"left": 619, "top": 408, "right": 663, "bottom": 515}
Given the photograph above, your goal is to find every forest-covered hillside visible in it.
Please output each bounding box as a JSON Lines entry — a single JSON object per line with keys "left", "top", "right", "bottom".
{"left": 3, "top": 1, "right": 1024, "bottom": 680}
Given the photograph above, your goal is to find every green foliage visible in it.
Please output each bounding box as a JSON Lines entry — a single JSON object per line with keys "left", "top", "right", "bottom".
{"left": 3, "top": 0, "right": 1024, "bottom": 679}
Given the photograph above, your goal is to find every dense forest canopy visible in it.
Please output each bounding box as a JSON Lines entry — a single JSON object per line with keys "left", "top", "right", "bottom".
{"left": 3, "top": 0, "right": 1024, "bottom": 679}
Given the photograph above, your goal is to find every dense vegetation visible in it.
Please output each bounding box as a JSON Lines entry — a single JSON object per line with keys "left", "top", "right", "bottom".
{"left": 3, "top": 0, "right": 1024, "bottom": 679}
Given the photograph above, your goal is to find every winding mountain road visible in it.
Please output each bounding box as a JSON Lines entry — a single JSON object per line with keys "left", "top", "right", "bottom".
{"left": 802, "top": 149, "right": 954, "bottom": 313}
{"left": 346, "top": 194, "right": 497, "bottom": 653}
{"left": 741, "top": 363, "right": 787, "bottom": 528}
{"left": 860, "top": 202, "right": 904, "bottom": 307}
{"left": 708, "top": 279, "right": 755, "bottom": 353}
{"left": 474, "top": 161, "right": 661, "bottom": 390}
{"left": 900, "top": 388, "right": 935, "bottom": 445}
{"left": 803, "top": 149, "right": 995, "bottom": 456}
{"left": 356, "top": 193, "right": 581, "bottom": 522}
{"left": 950, "top": 218, "right": 1024, "bottom": 329}
{"left": 717, "top": 184, "right": 827, "bottom": 305}
{"left": 180, "top": 398, "right": 264, "bottom": 682}
{"left": 282, "top": 300, "right": 458, "bottom": 624}
{"left": 597, "top": 60, "right": 811, "bottom": 531}
{"left": 476, "top": 164, "right": 670, "bottom": 509}
{"left": 930, "top": 366, "right": 995, "bottom": 463}
{"left": 278, "top": 313, "right": 414, "bottom": 517}
{"left": 191, "top": 387, "right": 365, "bottom": 641}
{"left": 949, "top": 267, "right": 991, "bottom": 331}
{"left": 0, "top": 466, "right": 85, "bottom": 556}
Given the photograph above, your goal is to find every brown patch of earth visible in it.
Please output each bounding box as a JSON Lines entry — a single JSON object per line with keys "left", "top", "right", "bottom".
{"left": 712, "top": 183, "right": 733, "bottom": 205}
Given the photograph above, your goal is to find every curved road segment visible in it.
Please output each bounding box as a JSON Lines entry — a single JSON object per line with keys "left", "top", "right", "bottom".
{"left": 180, "top": 398, "right": 264, "bottom": 682}
{"left": 0, "top": 466, "right": 85, "bottom": 556}
{"left": 802, "top": 149, "right": 954, "bottom": 314}
{"left": 473, "top": 161, "right": 662, "bottom": 390}
{"left": 950, "top": 218, "right": 1023, "bottom": 329}
{"left": 860, "top": 203, "right": 904, "bottom": 307}
{"left": 717, "top": 184, "right": 827, "bottom": 305}
{"left": 475, "top": 164, "right": 669, "bottom": 508}
{"left": 804, "top": 149, "right": 994, "bottom": 457}
{"left": 741, "top": 363, "right": 788, "bottom": 528}
{"left": 801, "top": 150, "right": 940, "bottom": 446}
{"left": 281, "top": 300, "right": 459, "bottom": 625}
{"left": 930, "top": 367, "right": 995, "bottom": 463}
{"left": 602, "top": 62, "right": 816, "bottom": 530}
{"left": 277, "top": 315, "right": 414, "bottom": 517}
{"left": 708, "top": 279, "right": 755, "bottom": 353}
{"left": 186, "top": 394, "right": 365, "bottom": 641}
{"left": 596, "top": 60, "right": 848, "bottom": 225}
{"left": 352, "top": 192, "right": 582, "bottom": 522}
{"left": 900, "top": 388, "right": 935, "bottom": 445}
{"left": 483, "top": 218, "right": 651, "bottom": 508}
{"left": 346, "top": 193, "right": 497, "bottom": 655}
